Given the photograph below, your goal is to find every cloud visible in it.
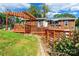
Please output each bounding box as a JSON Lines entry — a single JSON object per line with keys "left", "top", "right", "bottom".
{"left": 70, "top": 6, "right": 79, "bottom": 11}
{"left": 0, "top": 3, "right": 31, "bottom": 12}
{"left": 20, "top": 3, "right": 31, "bottom": 9}
{"left": 46, "top": 3, "right": 79, "bottom": 13}
{"left": 46, "top": 3, "right": 69, "bottom": 13}
{"left": 46, "top": 12, "right": 61, "bottom": 19}
{"left": 60, "top": 3, "right": 78, "bottom": 10}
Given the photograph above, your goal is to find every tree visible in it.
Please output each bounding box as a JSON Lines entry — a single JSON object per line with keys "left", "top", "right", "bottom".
{"left": 0, "top": 13, "right": 21, "bottom": 29}
{"left": 28, "top": 4, "right": 49, "bottom": 18}
{"left": 8, "top": 16, "right": 21, "bottom": 29}
{"left": 53, "top": 13, "right": 76, "bottom": 18}
{"left": 75, "top": 17, "right": 79, "bottom": 27}
{"left": 28, "top": 5, "right": 41, "bottom": 17}
{"left": 0, "top": 13, "right": 6, "bottom": 28}
{"left": 42, "top": 4, "right": 49, "bottom": 17}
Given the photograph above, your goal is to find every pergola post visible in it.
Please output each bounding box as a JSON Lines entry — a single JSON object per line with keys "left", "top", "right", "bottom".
{"left": 30, "top": 18, "right": 32, "bottom": 33}
{"left": 24, "top": 20, "right": 26, "bottom": 34}
{"left": 6, "top": 15, "right": 8, "bottom": 30}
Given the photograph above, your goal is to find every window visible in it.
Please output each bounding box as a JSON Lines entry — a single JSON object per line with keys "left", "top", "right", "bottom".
{"left": 64, "top": 21, "right": 68, "bottom": 26}
{"left": 43, "top": 21, "right": 48, "bottom": 27}
{"left": 37, "top": 21, "right": 43, "bottom": 27}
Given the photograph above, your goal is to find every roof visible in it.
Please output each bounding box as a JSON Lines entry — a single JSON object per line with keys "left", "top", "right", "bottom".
{"left": 36, "top": 18, "right": 47, "bottom": 20}
{"left": 36, "top": 18, "right": 48, "bottom": 21}
{"left": 51, "top": 18, "right": 77, "bottom": 21}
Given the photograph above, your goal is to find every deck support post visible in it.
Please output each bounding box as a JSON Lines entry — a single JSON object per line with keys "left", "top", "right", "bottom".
{"left": 45, "top": 29, "right": 50, "bottom": 47}
{"left": 53, "top": 30, "right": 56, "bottom": 42}
{"left": 53, "top": 30, "right": 56, "bottom": 48}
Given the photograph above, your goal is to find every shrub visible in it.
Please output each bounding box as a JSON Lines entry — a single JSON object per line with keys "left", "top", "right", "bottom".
{"left": 51, "top": 30, "right": 79, "bottom": 56}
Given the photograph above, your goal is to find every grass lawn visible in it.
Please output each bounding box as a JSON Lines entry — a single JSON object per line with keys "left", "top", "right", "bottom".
{"left": 0, "top": 30, "right": 38, "bottom": 56}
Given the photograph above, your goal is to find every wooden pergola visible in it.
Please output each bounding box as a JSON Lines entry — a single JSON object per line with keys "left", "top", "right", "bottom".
{"left": 3, "top": 11, "right": 36, "bottom": 30}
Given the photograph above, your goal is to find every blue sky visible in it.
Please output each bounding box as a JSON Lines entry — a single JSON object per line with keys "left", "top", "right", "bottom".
{"left": 45, "top": 3, "right": 79, "bottom": 18}
{"left": 0, "top": 3, "right": 79, "bottom": 18}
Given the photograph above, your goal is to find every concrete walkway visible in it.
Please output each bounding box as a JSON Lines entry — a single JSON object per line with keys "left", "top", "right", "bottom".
{"left": 37, "top": 36, "right": 46, "bottom": 56}
{"left": 35, "top": 35, "right": 49, "bottom": 56}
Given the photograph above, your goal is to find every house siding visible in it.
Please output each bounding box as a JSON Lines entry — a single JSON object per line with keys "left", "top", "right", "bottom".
{"left": 57, "top": 20, "right": 75, "bottom": 30}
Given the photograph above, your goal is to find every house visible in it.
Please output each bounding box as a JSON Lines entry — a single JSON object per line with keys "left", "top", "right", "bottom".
{"left": 4, "top": 12, "right": 77, "bottom": 43}
{"left": 50, "top": 18, "right": 76, "bottom": 30}
{"left": 45, "top": 18, "right": 77, "bottom": 42}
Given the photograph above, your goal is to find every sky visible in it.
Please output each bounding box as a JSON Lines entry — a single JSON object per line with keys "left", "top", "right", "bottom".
{"left": 0, "top": 3, "right": 79, "bottom": 19}
{"left": 45, "top": 3, "right": 79, "bottom": 18}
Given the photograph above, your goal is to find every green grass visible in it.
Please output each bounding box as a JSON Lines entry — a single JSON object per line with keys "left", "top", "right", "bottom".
{"left": 0, "top": 30, "right": 38, "bottom": 56}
